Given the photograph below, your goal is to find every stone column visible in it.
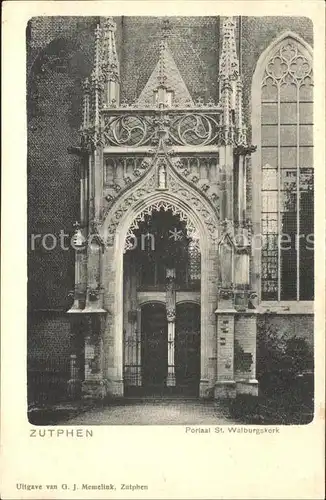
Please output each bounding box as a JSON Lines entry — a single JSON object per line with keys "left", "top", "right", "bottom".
{"left": 198, "top": 242, "right": 220, "bottom": 398}
{"left": 219, "top": 145, "right": 234, "bottom": 222}
{"left": 238, "top": 155, "right": 244, "bottom": 222}
{"left": 68, "top": 249, "right": 84, "bottom": 312}
{"left": 166, "top": 322, "right": 176, "bottom": 387}
{"left": 67, "top": 226, "right": 88, "bottom": 313}
{"left": 102, "top": 245, "right": 124, "bottom": 397}
{"left": 129, "top": 260, "right": 141, "bottom": 387}
{"left": 166, "top": 269, "right": 176, "bottom": 387}
{"left": 84, "top": 238, "right": 106, "bottom": 313}
{"left": 225, "top": 145, "right": 234, "bottom": 221}
{"left": 82, "top": 315, "right": 108, "bottom": 400}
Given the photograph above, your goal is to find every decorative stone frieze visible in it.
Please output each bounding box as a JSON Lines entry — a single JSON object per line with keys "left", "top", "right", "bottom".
{"left": 101, "top": 155, "right": 220, "bottom": 249}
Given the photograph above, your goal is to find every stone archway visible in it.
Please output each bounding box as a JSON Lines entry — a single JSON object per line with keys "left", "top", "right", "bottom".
{"left": 123, "top": 205, "right": 201, "bottom": 394}
{"left": 100, "top": 189, "right": 219, "bottom": 398}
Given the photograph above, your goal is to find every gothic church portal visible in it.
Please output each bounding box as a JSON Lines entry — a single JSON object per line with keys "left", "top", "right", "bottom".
{"left": 67, "top": 17, "right": 258, "bottom": 399}
{"left": 27, "top": 16, "right": 314, "bottom": 404}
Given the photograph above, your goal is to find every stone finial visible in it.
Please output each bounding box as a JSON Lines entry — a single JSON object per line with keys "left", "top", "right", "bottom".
{"left": 219, "top": 17, "right": 239, "bottom": 81}
{"left": 93, "top": 24, "right": 102, "bottom": 78}
{"left": 157, "top": 19, "right": 171, "bottom": 87}
{"left": 219, "top": 17, "right": 248, "bottom": 145}
{"left": 100, "top": 17, "right": 120, "bottom": 106}
{"left": 102, "top": 16, "right": 116, "bottom": 33}
{"left": 101, "top": 17, "right": 120, "bottom": 81}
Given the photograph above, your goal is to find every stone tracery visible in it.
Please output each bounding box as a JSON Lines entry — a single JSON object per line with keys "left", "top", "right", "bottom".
{"left": 124, "top": 200, "right": 200, "bottom": 252}
{"left": 263, "top": 38, "right": 313, "bottom": 86}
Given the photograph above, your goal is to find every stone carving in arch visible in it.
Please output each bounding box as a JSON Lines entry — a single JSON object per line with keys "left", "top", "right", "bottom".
{"left": 124, "top": 200, "right": 200, "bottom": 252}
{"left": 100, "top": 153, "right": 220, "bottom": 248}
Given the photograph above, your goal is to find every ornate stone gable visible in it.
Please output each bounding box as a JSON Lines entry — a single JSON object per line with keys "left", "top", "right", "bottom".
{"left": 100, "top": 151, "right": 220, "bottom": 247}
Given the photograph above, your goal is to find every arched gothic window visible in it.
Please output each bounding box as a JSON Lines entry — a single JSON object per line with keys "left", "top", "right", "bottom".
{"left": 252, "top": 33, "right": 314, "bottom": 302}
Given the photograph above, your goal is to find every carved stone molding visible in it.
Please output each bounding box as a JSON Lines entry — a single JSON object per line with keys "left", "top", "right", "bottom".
{"left": 102, "top": 156, "right": 153, "bottom": 218}
{"left": 217, "top": 285, "right": 234, "bottom": 301}
{"left": 101, "top": 155, "right": 220, "bottom": 248}
{"left": 263, "top": 38, "right": 313, "bottom": 87}
{"left": 171, "top": 156, "right": 220, "bottom": 211}
{"left": 166, "top": 307, "right": 176, "bottom": 323}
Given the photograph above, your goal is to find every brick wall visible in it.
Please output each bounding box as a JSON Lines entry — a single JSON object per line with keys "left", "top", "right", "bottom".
{"left": 27, "top": 21, "right": 95, "bottom": 309}
{"left": 216, "top": 314, "right": 235, "bottom": 381}
{"left": 235, "top": 314, "right": 257, "bottom": 379}
{"left": 27, "top": 313, "right": 72, "bottom": 371}
{"left": 119, "top": 16, "right": 220, "bottom": 103}
{"left": 27, "top": 312, "right": 73, "bottom": 404}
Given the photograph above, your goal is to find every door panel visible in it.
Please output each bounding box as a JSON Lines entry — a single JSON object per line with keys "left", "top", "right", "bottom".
{"left": 141, "top": 303, "right": 168, "bottom": 389}
{"left": 175, "top": 303, "right": 200, "bottom": 394}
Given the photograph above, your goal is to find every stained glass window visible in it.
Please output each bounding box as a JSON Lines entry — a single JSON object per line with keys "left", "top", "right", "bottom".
{"left": 260, "top": 37, "right": 314, "bottom": 301}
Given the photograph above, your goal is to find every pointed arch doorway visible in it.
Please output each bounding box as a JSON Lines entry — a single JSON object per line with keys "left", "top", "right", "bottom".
{"left": 123, "top": 205, "right": 201, "bottom": 396}
{"left": 102, "top": 185, "right": 219, "bottom": 399}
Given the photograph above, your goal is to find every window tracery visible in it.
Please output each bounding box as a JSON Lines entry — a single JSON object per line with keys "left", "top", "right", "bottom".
{"left": 255, "top": 35, "right": 314, "bottom": 301}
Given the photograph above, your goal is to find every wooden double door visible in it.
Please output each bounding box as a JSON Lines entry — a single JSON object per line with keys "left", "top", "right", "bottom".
{"left": 141, "top": 302, "right": 200, "bottom": 395}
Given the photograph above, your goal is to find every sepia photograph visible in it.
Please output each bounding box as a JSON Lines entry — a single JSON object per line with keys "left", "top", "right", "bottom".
{"left": 26, "top": 14, "right": 315, "bottom": 426}
{"left": 2, "top": 2, "right": 325, "bottom": 499}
